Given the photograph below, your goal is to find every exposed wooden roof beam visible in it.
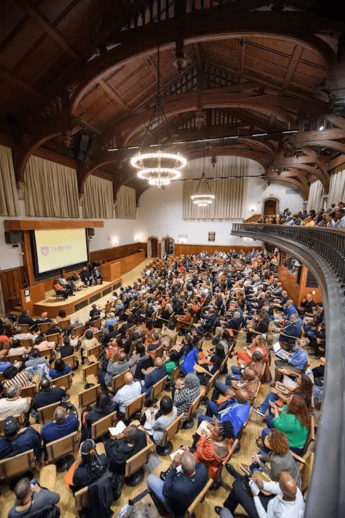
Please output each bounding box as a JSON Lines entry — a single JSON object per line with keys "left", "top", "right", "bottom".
{"left": 144, "top": 56, "right": 158, "bottom": 80}
{"left": 98, "top": 79, "right": 131, "bottom": 112}
{"left": 0, "top": 64, "right": 40, "bottom": 96}
{"left": 13, "top": 0, "right": 79, "bottom": 60}
{"left": 283, "top": 45, "right": 303, "bottom": 90}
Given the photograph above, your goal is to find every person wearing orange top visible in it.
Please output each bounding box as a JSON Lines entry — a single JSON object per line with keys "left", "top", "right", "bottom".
{"left": 236, "top": 335, "right": 268, "bottom": 366}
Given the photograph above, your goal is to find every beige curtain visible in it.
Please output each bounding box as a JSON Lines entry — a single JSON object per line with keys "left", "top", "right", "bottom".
{"left": 115, "top": 186, "right": 137, "bottom": 220}
{"left": 307, "top": 180, "right": 324, "bottom": 212}
{"left": 328, "top": 169, "right": 345, "bottom": 207}
{"left": 183, "top": 156, "right": 246, "bottom": 219}
{"left": 83, "top": 175, "right": 113, "bottom": 219}
{"left": 0, "top": 145, "right": 19, "bottom": 216}
{"left": 24, "top": 156, "right": 79, "bottom": 217}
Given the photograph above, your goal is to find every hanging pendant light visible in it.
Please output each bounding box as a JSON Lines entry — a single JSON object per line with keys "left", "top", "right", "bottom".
{"left": 191, "top": 148, "right": 215, "bottom": 206}
{"left": 130, "top": 44, "right": 186, "bottom": 188}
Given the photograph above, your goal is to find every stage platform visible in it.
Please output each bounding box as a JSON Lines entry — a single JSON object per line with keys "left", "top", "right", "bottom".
{"left": 33, "top": 278, "right": 122, "bottom": 318}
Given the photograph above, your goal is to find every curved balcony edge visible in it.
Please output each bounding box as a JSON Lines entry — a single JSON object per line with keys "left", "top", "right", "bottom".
{"left": 231, "top": 224, "right": 345, "bottom": 518}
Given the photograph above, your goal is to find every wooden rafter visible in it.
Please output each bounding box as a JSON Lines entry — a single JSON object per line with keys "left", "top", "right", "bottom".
{"left": 13, "top": 0, "right": 79, "bottom": 60}
{"left": 0, "top": 63, "right": 40, "bottom": 96}
{"left": 283, "top": 45, "right": 303, "bottom": 90}
{"left": 98, "top": 79, "right": 131, "bottom": 112}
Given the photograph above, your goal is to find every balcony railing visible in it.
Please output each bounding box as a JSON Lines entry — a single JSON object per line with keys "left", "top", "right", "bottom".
{"left": 231, "top": 223, "right": 345, "bottom": 518}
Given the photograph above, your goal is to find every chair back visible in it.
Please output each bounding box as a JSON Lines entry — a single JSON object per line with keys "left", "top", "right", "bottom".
{"left": 86, "top": 344, "right": 100, "bottom": 358}
{"left": 53, "top": 373, "right": 72, "bottom": 389}
{"left": 237, "top": 408, "right": 252, "bottom": 443}
{"left": 39, "top": 347, "right": 54, "bottom": 358}
{"left": 20, "top": 338, "right": 33, "bottom": 349}
{"left": 0, "top": 449, "right": 36, "bottom": 479}
{"left": 161, "top": 414, "right": 183, "bottom": 447}
{"left": 185, "top": 393, "right": 202, "bottom": 421}
{"left": 111, "top": 369, "right": 129, "bottom": 392}
{"left": 91, "top": 411, "right": 117, "bottom": 440}
{"left": 104, "top": 302, "right": 112, "bottom": 313}
{"left": 170, "top": 333, "right": 178, "bottom": 349}
{"left": 38, "top": 322, "right": 50, "bottom": 334}
{"left": 74, "top": 486, "right": 89, "bottom": 515}
{"left": 19, "top": 324, "right": 30, "bottom": 332}
{"left": 94, "top": 330, "right": 101, "bottom": 342}
{"left": 78, "top": 384, "right": 101, "bottom": 409}
{"left": 150, "top": 375, "right": 168, "bottom": 400}
{"left": 7, "top": 353, "right": 23, "bottom": 364}
{"left": 62, "top": 354, "right": 77, "bottom": 368}
{"left": 170, "top": 365, "right": 181, "bottom": 384}
{"left": 20, "top": 384, "right": 37, "bottom": 398}
{"left": 73, "top": 325, "right": 85, "bottom": 337}
{"left": 202, "top": 371, "right": 219, "bottom": 400}
{"left": 93, "top": 318, "right": 102, "bottom": 329}
{"left": 155, "top": 345, "right": 164, "bottom": 358}
{"left": 125, "top": 441, "right": 153, "bottom": 478}
{"left": 300, "top": 451, "right": 314, "bottom": 495}
{"left": 38, "top": 401, "right": 61, "bottom": 425}
{"left": 46, "top": 431, "right": 79, "bottom": 462}
{"left": 59, "top": 319, "right": 71, "bottom": 331}
{"left": 82, "top": 361, "right": 100, "bottom": 381}
{"left": 124, "top": 393, "right": 145, "bottom": 421}
{"left": 302, "top": 414, "right": 315, "bottom": 455}
{"left": 184, "top": 478, "right": 214, "bottom": 518}
{"left": 47, "top": 333, "right": 60, "bottom": 346}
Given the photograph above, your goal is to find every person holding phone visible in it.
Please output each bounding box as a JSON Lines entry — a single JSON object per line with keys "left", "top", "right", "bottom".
{"left": 215, "top": 469, "right": 304, "bottom": 518}
{"left": 8, "top": 477, "right": 60, "bottom": 518}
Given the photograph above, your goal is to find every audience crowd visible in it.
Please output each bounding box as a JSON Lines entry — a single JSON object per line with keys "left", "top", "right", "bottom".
{"left": 257, "top": 202, "right": 345, "bottom": 227}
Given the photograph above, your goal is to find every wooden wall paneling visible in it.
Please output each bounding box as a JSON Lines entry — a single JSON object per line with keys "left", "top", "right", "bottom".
{"left": 4, "top": 220, "right": 103, "bottom": 231}
{"left": 89, "top": 243, "right": 147, "bottom": 264}
{"left": 20, "top": 283, "right": 46, "bottom": 315}
{"left": 22, "top": 231, "right": 35, "bottom": 287}
{"left": 174, "top": 244, "right": 262, "bottom": 256}
{"left": 278, "top": 263, "right": 322, "bottom": 306}
{"left": 101, "top": 261, "right": 121, "bottom": 282}
{"left": 0, "top": 267, "right": 26, "bottom": 313}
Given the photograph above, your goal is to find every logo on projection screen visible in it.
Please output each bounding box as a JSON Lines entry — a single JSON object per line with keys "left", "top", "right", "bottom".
{"left": 40, "top": 244, "right": 72, "bottom": 256}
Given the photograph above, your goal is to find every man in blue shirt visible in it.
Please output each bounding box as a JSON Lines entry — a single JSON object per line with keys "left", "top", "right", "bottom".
{"left": 103, "top": 312, "right": 118, "bottom": 330}
{"left": 0, "top": 416, "right": 42, "bottom": 460}
{"left": 42, "top": 406, "right": 79, "bottom": 444}
{"left": 141, "top": 358, "right": 166, "bottom": 398}
{"left": 284, "top": 299, "right": 297, "bottom": 320}
{"left": 274, "top": 339, "right": 309, "bottom": 382}
{"left": 0, "top": 354, "right": 11, "bottom": 372}
{"left": 279, "top": 313, "right": 302, "bottom": 348}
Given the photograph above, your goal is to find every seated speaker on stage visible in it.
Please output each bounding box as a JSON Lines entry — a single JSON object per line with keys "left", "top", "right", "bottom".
{"left": 53, "top": 279, "right": 69, "bottom": 299}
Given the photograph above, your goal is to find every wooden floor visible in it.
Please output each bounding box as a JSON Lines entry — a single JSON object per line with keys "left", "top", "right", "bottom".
{"left": 0, "top": 259, "right": 317, "bottom": 518}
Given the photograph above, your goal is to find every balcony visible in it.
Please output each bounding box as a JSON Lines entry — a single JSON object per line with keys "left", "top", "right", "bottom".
{"left": 231, "top": 223, "right": 345, "bottom": 518}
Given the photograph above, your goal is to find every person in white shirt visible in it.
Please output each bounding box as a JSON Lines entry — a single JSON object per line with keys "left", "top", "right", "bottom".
{"left": 336, "top": 208, "right": 345, "bottom": 228}
{"left": 216, "top": 469, "right": 304, "bottom": 518}
{"left": 0, "top": 384, "right": 30, "bottom": 420}
{"left": 112, "top": 372, "right": 141, "bottom": 416}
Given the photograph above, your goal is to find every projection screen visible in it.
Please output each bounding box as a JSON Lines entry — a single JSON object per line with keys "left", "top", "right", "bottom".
{"left": 34, "top": 228, "right": 88, "bottom": 273}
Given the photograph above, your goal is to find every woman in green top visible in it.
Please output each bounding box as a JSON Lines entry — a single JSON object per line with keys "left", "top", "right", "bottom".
{"left": 165, "top": 350, "right": 180, "bottom": 380}
{"left": 261, "top": 394, "right": 309, "bottom": 454}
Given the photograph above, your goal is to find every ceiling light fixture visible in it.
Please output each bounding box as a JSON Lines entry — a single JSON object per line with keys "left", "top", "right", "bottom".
{"left": 191, "top": 147, "right": 215, "bottom": 207}
{"left": 129, "top": 44, "right": 186, "bottom": 189}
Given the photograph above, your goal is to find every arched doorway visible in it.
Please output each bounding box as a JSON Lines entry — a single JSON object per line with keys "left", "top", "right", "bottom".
{"left": 263, "top": 197, "right": 279, "bottom": 217}
{"left": 147, "top": 236, "right": 159, "bottom": 258}
{"left": 161, "top": 236, "right": 175, "bottom": 257}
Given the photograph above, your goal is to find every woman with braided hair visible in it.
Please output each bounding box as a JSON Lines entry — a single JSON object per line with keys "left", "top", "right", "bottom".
{"left": 72, "top": 439, "right": 109, "bottom": 488}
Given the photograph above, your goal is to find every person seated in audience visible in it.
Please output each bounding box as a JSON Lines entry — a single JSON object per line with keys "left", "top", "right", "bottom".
{"left": 58, "top": 274, "right": 76, "bottom": 296}
{"left": 175, "top": 308, "right": 193, "bottom": 332}
{"left": 105, "top": 424, "right": 147, "bottom": 475}
{"left": 103, "top": 312, "right": 118, "bottom": 330}
{"left": 218, "top": 329, "right": 233, "bottom": 356}
{"left": 3, "top": 365, "right": 31, "bottom": 391}
{"left": 53, "top": 279, "right": 69, "bottom": 299}
{"left": 218, "top": 469, "right": 304, "bottom": 518}
{"left": 113, "top": 372, "right": 141, "bottom": 417}
{"left": 234, "top": 335, "right": 267, "bottom": 366}
{"left": 210, "top": 368, "right": 259, "bottom": 409}
{"left": 144, "top": 395, "right": 177, "bottom": 445}
{"left": 80, "top": 393, "right": 116, "bottom": 442}
{"left": 0, "top": 415, "right": 42, "bottom": 461}
{"left": 259, "top": 394, "right": 309, "bottom": 455}
{"left": 198, "top": 340, "right": 225, "bottom": 376}
{"left": 129, "top": 342, "right": 148, "bottom": 375}
{"left": 80, "top": 329, "right": 99, "bottom": 364}
{"left": 278, "top": 313, "right": 302, "bottom": 350}
{"left": 99, "top": 351, "right": 131, "bottom": 392}
{"left": 89, "top": 303, "right": 101, "bottom": 321}
{"left": 24, "top": 349, "right": 51, "bottom": 380}
{"left": 253, "top": 373, "right": 313, "bottom": 418}
{"left": 24, "top": 348, "right": 49, "bottom": 369}
{"left": 161, "top": 322, "right": 176, "bottom": 347}
{"left": 0, "top": 326, "right": 12, "bottom": 347}
{"left": 35, "top": 312, "right": 52, "bottom": 325}
{"left": 173, "top": 372, "right": 200, "bottom": 419}
{"left": 199, "top": 388, "right": 251, "bottom": 439}
{"left": 147, "top": 450, "right": 208, "bottom": 517}
{"left": 42, "top": 405, "right": 79, "bottom": 444}
{"left": 18, "top": 310, "right": 36, "bottom": 328}
{"left": 70, "top": 439, "right": 109, "bottom": 490}
{"left": 59, "top": 337, "right": 74, "bottom": 358}
{"left": 240, "top": 429, "right": 301, "bottom": 486}
{"left": 33, "top": 378, "right": 66, "bottom": 411}
{"left": 141, "top": 357, "right": 167, "bottom": 398}
{"left": 0, "top": 353, "right": 11, "bottom": 372}
{"left": 230, "top": 349, "right": 264, "bottom": 381}
{"left": 0, "top": 384, "right": 30, "bottom": 420}
{"left": 164, "top": 350, "right": 180, "bottom": 381}
{"left": 81, "top": 266, "right": 93, "bottom": 286}
{"left": 45, "top": 322, "right": 61, "bottom": 336}
{"left": 8, "top": 478, "right": 60, "bottom": 518}
{"left": 146, "top": 332, "right": 162, "bottom": 358}
{"left": 245, "top": 313, "right": 268, "bottom": 344}
{"left": 8, "top": 337, "right": 30, "bottom": 356}
{"left": 187, "top": 418, "right": 235, "bottom": 481}
{"left": 49, "top": 358, "right": 72, "bottom": 380}
{"left": 105, "top": 335, "right": 123, "bottom": 360}
{"left": 33, "top": 334, "right": 56, "bottom": 353}
{"left": 56, "top": 309, "right": 69, "bottom": 324}
{"left": 274, "top": 338, "right": 309, "bottom": 382}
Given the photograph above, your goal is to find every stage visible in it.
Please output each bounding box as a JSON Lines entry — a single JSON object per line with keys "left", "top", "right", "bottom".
{"left": 33, "top": 278, "right": 122, "bottom": 318}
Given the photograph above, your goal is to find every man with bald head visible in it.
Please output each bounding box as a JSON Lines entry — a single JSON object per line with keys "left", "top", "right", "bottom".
{"left": 113, "top": 371, "right": 141, "bottom": 416}
{"left": 41, "top": 405, "right": 79, "bottom": 444}
{"left": 141, "top": 357, "right": 166, "bottom": 398}
{"left": 217, "top": 469, "right": 304, "bottom": 517}
{"left": 147, "top": 450, "right": 208, "bottom": 516}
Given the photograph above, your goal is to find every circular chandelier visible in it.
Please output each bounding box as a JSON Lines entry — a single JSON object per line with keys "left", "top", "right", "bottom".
{"left": 191, "top": 149, "right": 215, "bottom": 206}
{"left": 129, "top": 45, "right": 186, "bottom": 188}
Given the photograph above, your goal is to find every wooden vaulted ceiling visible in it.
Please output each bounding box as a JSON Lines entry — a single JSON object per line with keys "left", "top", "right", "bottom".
{"left": 0, "top": 0, "right": 345, "bottom": 203}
